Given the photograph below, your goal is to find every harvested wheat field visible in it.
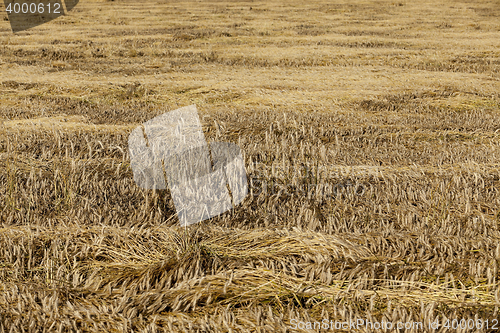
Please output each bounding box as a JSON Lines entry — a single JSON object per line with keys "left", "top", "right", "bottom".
{"left": 1, "top": 0, "right": 500, "bottom": 331}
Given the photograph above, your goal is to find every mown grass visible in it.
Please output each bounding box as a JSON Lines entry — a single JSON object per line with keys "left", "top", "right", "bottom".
{"left": 1, "top": 0, "right": 500, "bottom": 331}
